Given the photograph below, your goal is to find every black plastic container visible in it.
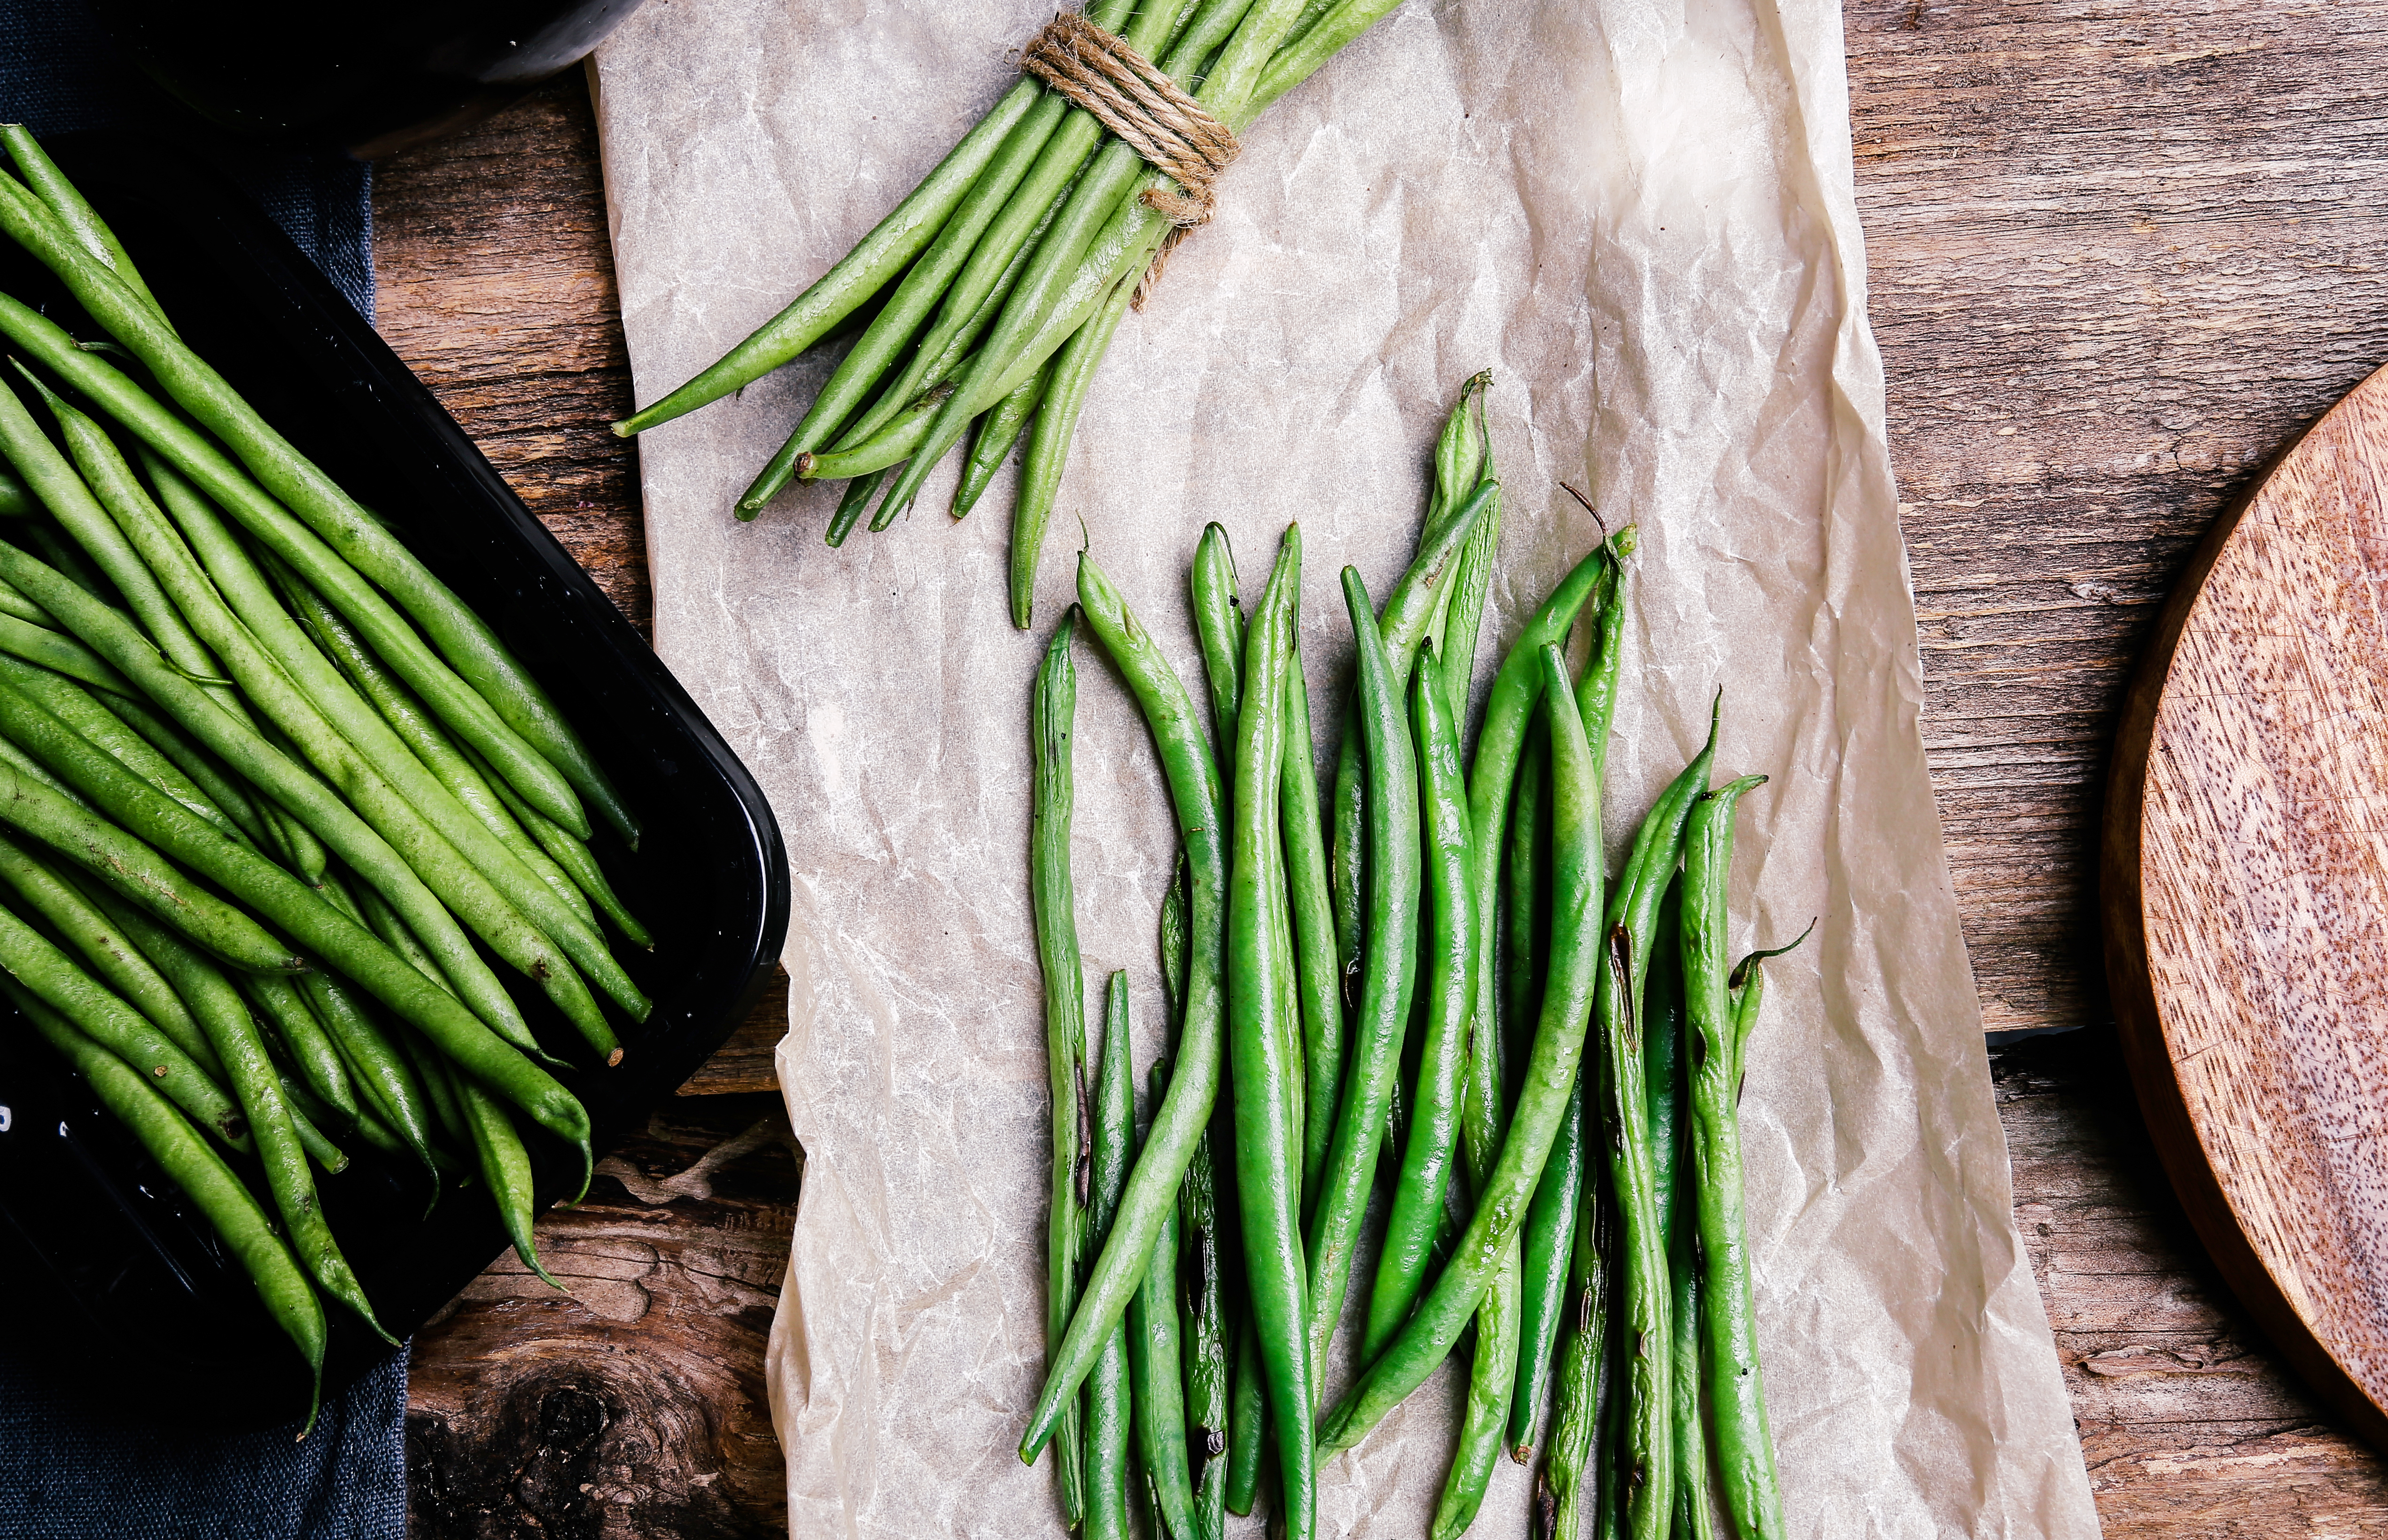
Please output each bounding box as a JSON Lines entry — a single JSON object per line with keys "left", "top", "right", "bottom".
{"left": 0, "top": 133, "right": 788, "bottom": 1426}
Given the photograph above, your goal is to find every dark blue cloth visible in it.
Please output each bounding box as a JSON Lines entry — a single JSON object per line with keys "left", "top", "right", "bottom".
{"left": 0, "top": 1339, "right": 408, "bottom": 1540}
{"left": 0, "top": 3, "right": 397, "bottom": 1536}
{"left": 0, "top": 0, "right": 373, "bottom": 320}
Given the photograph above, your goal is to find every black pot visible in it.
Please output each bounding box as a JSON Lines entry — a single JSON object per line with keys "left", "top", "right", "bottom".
{"left": 85, "top": 0, "right": 647, "bottom": 158}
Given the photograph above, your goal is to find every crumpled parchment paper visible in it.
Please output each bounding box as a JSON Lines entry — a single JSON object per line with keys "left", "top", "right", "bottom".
{"left": 589, "top": 1, "right": 2101, "bottom": 1533}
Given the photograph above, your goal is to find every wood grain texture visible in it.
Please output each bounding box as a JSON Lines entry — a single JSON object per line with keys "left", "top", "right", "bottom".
{"left": 1849, "top": 0, "right": 2388, "bottom": 1526}
{"left": 405, "top": 1094, "right": 799, "bottom": 1540}
{"left": 2104, "top": 364, "right": 2388, "bottom": 1447}
{"left": 1849, "top": 0, "right": 2388, "bottom": 1038}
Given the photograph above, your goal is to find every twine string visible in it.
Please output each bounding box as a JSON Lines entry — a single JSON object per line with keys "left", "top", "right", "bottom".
{"left": 1020, "top": 11, "right": 1241, "bottom": 303}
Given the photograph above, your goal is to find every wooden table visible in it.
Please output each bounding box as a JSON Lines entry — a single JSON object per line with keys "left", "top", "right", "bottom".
{"left": 374, "top": 1, "right": 2388, "bottom": 1529}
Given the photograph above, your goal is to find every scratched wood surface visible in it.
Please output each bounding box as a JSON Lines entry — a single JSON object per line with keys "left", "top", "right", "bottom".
{"left": 369, "top": 0, "right": 2388, "bottom": 1523}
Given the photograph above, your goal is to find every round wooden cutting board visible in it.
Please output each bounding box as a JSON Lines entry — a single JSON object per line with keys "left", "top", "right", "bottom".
{"left": 2106, "top": 360, "right": 2388, "bottom": 1446}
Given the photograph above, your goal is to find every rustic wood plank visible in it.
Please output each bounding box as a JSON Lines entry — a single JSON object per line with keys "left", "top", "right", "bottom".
{"left": 1848, "top": 0, "right": 2388, "bottom": 1528}
{"left": 404, "top": 1093, "right": 799, "bottom": 1539}
{"left": 1848, "top": 0, "right": 2388, "bottom": 1038}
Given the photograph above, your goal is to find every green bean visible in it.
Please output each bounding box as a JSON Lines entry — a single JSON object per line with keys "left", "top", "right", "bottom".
{"left": 950, "top": 364, "right": 1048, "bottom": 522}
{"left": 613, "top": 77, "right": 1051, "bottom": 438}
{"left": 1538, "top": 1182, "right": 1613, "bottom": 1540}
{"left": 1163, "top": 849, "right": 1232, "bottom": 1539}
{"left": 1329, "top": 479, "right": 1499, "bottom": 1026}
{"left": 0, "top": 538, "right": 545, "bottom": 1058}
{"left": 0, "top": 289, "right": 617, "bottom": 846}
{"left": 821, "top": 467, "right": 890, "bottom": 549}
{"left": 1435, "top": 1259, "right": 1521, "bottom": 1540}
{"left": 2, "top": 167, "right": 624, "bottom": 842}
{"left": 1086, "top": 972, "right": 1136, "bottom": 1540}
{"left": 1029, "top": 608, "right": 1090, "bottom": 1525}
{"left": 0, "top": 610, "right": 125, "bottom": 691}
{"left": 0, "top": 729, "right": 83, "bottom": 807}
{"left": 796, "top": 377, "right": 959, "bottom": 487}
{"left": 0, "top": 638, "right": 588, "bottom": 1170}
{"left": 298, "top": 967, "right": 435, "bottom": 1171}
{"left": 1666, "top": 1229, "right": 1712, "bottom": 1540}
{"left": 0, "top": 126, "right": 163, "bottom": 319}
{"left": 11, "top": 982, "right": 324, "bottom": 1423}
{"left": 1181, "top": 1124, "right": 1231, "bottom": 1540}
{"left": 1281, "top": 642, "right": 1340, "bottom": 1226}
{"left": 1312, "top": 585, "right": 1421, "bottom": 1375}
{"left": 119, "top": 471, "right": 618, "bottom": 1048}
{"left": 873, "top": 0, "right": 1316, "bottom": 521}
{"left": 23, "top": 517, "right": 114, "bottom": 601}
{"left": 70, "top": 866, "right": 352, "bottom": 1187}
{"left": 783, "top": 204, "right": 1157, "bottom": 480}
{"left": 1022, "top": 551, "right": 1226, "bottom": 1463}
{"left": 1642, "top": 878, "right": 1710, "bottom": 1540}
{"left": 270, "top": 554, "right": 599, "bottom": 941}
{"left": 461, "top": 737, "right": 650, "bottom": 950}
{"left": 397, "top": 1019, "right": 470, "bottom": 1148}
{"left": 1683, "top": 774, "right": 1782, "bottom": 1540}
{"left": 92, "top": 689, "right": 274, "bottom": 852}
{"left": 0, "top": 828, "right": 217, "bottom": 1076}
{"left": 1358, "top": 639, "right": 1474, "bottom": 1362}
{"left": 281, "top": 1082, "right": 350, "bottom": 1173}
{"left": 452, "top": 1063, "right": 564, "bottom": 1290}
{"left": 23, "top": 374, "right": 240, "bottom": 710}
{"left": 197, "top": 964, "right": 395, "bottom": 1335}
{"left": 1222, "top": 526, "right": 1312, "bottom": 1540}
{"left": 1247, "top": 0, "right": 1407, "bottom": 112}
{"left": 0, "top": 712, "right": 302, "bottom": 973}
{"left": 1513, "top": 556, "right": 1634, "bottom": 1454}
{"left": 1438, "top": 639, "right": 1527, "bottom": 1534}
{"left": 1461, "top": 545, "right": 1612, "bottom": 1109}
{"left": 0, "top": 468, "right": 31, "bottom": 517}
{"left": 1729, "top": 925, "right": 1811, "bottom": 1090}
{"left": 146, "top": 478, "right": 642, "bottom": 1028}
{"left": 1009, "top": 263, "right": 1138, "bottom": 627}
{"left": 1316, "top": 644, "right": 1599, "bottom": 1456}
{"left": 0, "top": 889, "right": 246, "bottom": 1145}
{"left": 245, "top": 970, "right": 357, "bottom": 1120}
{"left": 1591, "top": 722, "right": 1721, "bottom": 1540}
{"left": 1128, "top": 1055, "right": 1196, "bottom": 1540}
{"left": 1225, "top": 1324, "right": 1266, "bottom": 1517}
{"left": 0, "top": 654, "right": 245, "bottom": 845}
{"left": 1513, "top": 1080, "right": 1583, "bottom": 1463}
{"left": 821, "top": 164, "right": 1084, "bottom": 474}
{"left": 1191, "top": 523, "right": 1245, "bottom": 763}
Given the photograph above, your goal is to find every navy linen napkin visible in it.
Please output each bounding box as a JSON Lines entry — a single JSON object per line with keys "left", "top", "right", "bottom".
{"left": 0, "top": 2, "right": 401, "bottom": 1537}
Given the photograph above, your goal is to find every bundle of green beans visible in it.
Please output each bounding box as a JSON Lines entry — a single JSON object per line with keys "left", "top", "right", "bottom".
{"left": 1017, "top": 375, "right": 1805, "bottom": 1537}
{"left": 610, "top": 0, "right": 1412, "bottom": 630}
{"left": 0, "top": 130, "right": 654, "bottom": 1427}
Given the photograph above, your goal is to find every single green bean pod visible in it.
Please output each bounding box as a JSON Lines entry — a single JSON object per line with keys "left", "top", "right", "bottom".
{"left": 1084, "top": 971, "right": 1137, "bottom": 1540}
{"left": 1029, "top": 606, "right": 1090, "bottom": 1526}
{"left": 1303, "top": 572, "right": 1421, "bottom": 1386}
{"left": 1683, "top": 777, "right": 1786, "bottom": 1540}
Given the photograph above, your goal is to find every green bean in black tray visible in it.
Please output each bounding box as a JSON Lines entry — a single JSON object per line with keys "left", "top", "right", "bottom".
{"left": 1019, "top": 372, "right": 1808, "bottom": 1537}
{"left": 0, "top": 130, "right": 660, "bottom": 1421}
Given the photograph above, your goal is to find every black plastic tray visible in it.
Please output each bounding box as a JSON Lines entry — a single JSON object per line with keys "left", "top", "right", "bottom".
{"left": 0, "top": 134, "right": 789, "bottom": 1427}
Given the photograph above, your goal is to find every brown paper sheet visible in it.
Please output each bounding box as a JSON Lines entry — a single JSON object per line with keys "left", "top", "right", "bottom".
{"left": 589, "top": 1, "right": 2101, "bottom": 1534}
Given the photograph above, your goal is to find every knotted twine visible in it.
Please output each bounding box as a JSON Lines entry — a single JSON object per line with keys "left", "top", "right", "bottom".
{"left": 1020, "top": 10, "right": 1242, "bottom": 305}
